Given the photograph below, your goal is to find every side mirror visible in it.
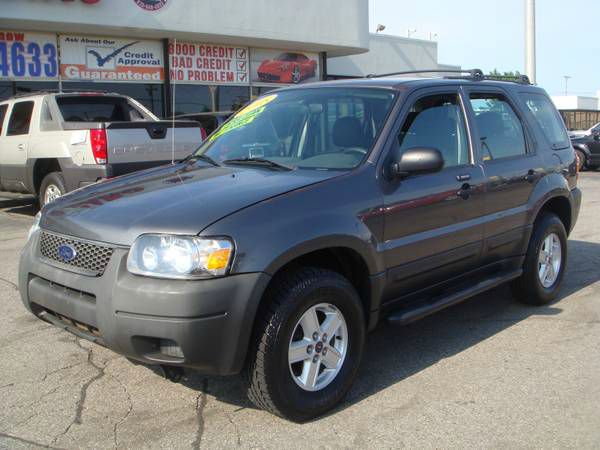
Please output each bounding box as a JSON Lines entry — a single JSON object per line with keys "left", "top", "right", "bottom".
{"left": 389, "top": 147, "right": 445, "bottom": 179}
{"left": 593, "top": 131, "right": 600, "bottom": 140}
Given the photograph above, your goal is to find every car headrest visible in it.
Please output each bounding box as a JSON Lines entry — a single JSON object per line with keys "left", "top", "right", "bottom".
{"left": 332, "top": 116, "right": 365, "bottom": 148}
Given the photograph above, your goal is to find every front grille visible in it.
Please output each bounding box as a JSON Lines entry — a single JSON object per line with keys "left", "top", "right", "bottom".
{"left": 39, "top": 231, "right": 114, "bottom": 276}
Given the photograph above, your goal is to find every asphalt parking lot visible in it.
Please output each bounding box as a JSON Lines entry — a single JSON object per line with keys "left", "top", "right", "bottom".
{"left": 1, "top": 174, "right": 600, "bottom": 449}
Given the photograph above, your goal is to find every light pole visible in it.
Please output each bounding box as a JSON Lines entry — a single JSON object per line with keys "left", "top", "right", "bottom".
{"left": 525, "top": 0, "right": 536, "bottom": 84}
{"left": 564, "top": 76, "right": 572, "bottom": 96}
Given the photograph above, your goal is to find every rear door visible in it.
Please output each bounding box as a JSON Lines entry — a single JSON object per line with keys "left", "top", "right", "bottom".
{"left": 0, "top": 100, "right": 35, "bottom": 192}
{"left": 381, "top": 87, "right": 486, "bottom": 301}
{"left": 463, "top": 87, "right": 544, "bottom": 265}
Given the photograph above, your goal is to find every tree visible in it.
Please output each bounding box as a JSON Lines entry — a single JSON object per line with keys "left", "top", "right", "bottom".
{"left": 488, "top": 69, "right": 523, "bottom": 81}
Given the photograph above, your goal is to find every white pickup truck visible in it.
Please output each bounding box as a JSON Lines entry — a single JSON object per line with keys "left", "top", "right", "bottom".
{"left": 0, "top": 92, "right": 203, "bottom": 207}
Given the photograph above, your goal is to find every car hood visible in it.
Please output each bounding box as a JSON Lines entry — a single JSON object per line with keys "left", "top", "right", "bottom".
{"left": 41, "top": 162, "right": 339, "bottom": 246}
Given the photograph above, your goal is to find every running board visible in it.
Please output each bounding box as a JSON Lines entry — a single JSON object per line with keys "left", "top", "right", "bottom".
{"left": 387, "top": 269, "right": 522, "bottom": 326}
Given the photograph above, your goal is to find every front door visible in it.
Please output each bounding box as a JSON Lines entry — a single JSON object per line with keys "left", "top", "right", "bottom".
{"left": 0, "top": 100, "right": 34, "bottom": 192}
{"left": 464, "top": 88, "right": 544, "bottom": 265}
{"left": 381, "top": 89, "right": 486, "bottom": 303}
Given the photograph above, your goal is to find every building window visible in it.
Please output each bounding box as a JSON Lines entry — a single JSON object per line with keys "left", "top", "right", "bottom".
{"left": 0, "top": 81, "right": 60, "bottom": 102}
{"left": 216, "top": 85, "right": 250, "bottom": 112}
{"left": 171, "top": 85, "right": 212, "bottom": 116}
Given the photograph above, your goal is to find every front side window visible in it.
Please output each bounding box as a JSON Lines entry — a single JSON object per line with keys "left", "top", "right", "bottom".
{"left": 198, "top": 87, "right": 396, "bottom": 170}
{"left": 521, "top": 93, "right": 570, "bottom": 149}
{"left": 470, "top": 93, "right": 527, "bottom": 160}
{"left": 7, "top": 101, "right": 34, "bottom": 136}
{"left": 397, "top": 93, "right": 469, "bottom": 168}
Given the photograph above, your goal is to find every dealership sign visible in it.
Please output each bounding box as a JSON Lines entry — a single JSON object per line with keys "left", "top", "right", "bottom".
{"left": 0, "top": 31, "right": 58, "bottom": 80}
{"left": 169, "top": 41, "right": 249, "bottom": 85}
{"left": 134, "top": 0, "right": 168, "bottom": 10}
{"left": 60, "top": 35, "right": 164, "bottom": 82}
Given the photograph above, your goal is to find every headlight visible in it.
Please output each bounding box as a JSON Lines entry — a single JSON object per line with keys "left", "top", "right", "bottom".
{"left": 127, "top": 234, "right": 234, "bottom": 279}
{"left": 27, "top": 212, "right": 41, "bottom": 241}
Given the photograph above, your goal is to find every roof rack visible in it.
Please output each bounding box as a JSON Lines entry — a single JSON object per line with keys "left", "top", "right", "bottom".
{"left": 366, "top": 68, "right": 532, "bottom": 85}
{"left": 366, "top": 68, "right": 485, "bottom": 79}
{"left": 11, "top": 89, "right": 114, "bottom": 98}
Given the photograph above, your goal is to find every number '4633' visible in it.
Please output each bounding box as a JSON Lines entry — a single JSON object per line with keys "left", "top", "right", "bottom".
{"left": 0, "top": 42, "right": 58, "bottom": 78}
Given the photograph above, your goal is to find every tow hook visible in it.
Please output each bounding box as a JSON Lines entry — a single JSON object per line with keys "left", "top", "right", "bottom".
{"left": 160, "top": 365, "right": 185, "bottom": 382}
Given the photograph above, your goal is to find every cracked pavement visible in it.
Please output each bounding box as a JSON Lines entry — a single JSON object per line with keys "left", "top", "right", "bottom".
{"left": 1, "top": 175, "right": 600, "bottom": 449}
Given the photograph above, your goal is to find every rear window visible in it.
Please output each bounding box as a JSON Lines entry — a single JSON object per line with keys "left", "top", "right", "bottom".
{"left": 7, "top": 101, "right": 34, "bottom": 136}
{"left": 0, "top": 104, "right": 7, "bottom": 134}
{"left": 56, "top": 96, "right": 145, "bottom": 122}
{"left": 521, "top": 93, "right": 570, "bottom": 149}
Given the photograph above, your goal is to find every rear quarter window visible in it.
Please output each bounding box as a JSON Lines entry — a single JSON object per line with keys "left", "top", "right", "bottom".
{"left": 521, "top": 93, "right": 570, "bottom": 150}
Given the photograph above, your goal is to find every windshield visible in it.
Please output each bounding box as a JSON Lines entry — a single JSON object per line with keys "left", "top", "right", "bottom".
{"left": 196, "top": 87, "right": 396, "bottom": 170}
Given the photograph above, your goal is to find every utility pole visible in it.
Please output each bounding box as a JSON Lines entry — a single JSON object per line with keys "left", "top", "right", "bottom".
{"left": 564, "top": 76, "right": 571, "bottom": 96}
{"left": 525, "top": 0, "right": 536, "bottom": 84}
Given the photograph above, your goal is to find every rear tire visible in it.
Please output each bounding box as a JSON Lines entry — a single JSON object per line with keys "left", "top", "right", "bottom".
{"left": 511, "top": 213, "right": 567, "bottom": 305}
{"left": 243, "top": 267, "right": 365, "bottom": 422}
{"left": 39, "top": 172, "right": 66, "bottom": 209}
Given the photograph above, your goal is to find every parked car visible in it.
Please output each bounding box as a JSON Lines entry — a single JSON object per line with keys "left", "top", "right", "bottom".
{"left": 170, "top": 111, "right": 233, "bottom": 136}
{"left": 569, "top": 121, "right": 600, "bottom": 139}
{"left": 257, "top": 52, "right": 317, "bottom": 84}
{"left": 0, "top": 92, "right": 203, "bottom": 207}
{"left": 19, "top": 72, "right": 581, "bottom": 422}
{"left": 572, "top": 129, "right": 600, "bottom": 171}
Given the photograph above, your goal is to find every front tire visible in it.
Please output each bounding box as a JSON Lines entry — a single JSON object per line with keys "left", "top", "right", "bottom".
{"left": 511, "top": 213, "right": 567, "bottom": 305}
{"left": 575, "top": 149, "right": 586, "bottom": 171}
{"left": 243, "top": 267, "right": 365, "bottom": 422}
{"left": 39, "top": 172, "right": 66, "bottom": 208}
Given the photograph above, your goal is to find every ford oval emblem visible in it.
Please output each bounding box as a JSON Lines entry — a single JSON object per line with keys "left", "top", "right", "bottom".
{"left": 57, "top": 244, "right": 77, "bottom": 262}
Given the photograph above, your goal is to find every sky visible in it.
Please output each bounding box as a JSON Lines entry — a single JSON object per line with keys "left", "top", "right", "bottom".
{"left": 369, "top": 0, "right": 599, "bottom": 97}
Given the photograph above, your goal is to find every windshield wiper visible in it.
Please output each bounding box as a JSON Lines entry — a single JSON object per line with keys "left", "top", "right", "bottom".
{"left": 184, "top": 153, "right": 221, "bottom": 167}
{"left": 222, "top": 157, "right": 294, "bottom": 171}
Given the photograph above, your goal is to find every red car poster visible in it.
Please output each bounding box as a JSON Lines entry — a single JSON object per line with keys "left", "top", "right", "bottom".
{"left": 251, "top": 48, "right": 319, "bottom": 85}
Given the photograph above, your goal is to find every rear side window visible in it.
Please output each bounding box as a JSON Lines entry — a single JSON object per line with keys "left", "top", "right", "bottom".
{"left": 56, "top": 96, "right": 137, "bottom": 122}
{"left": 470, "top": 93, "right": 527, "bottom": 160}
{"left": 7, "top": 101, "right": 34, "bottom": 136}
{"left": 0, "top": 104, "right": 7, "bottom": 134}
{"left": 521, "top": 93, "right": 570, "bottom": 149}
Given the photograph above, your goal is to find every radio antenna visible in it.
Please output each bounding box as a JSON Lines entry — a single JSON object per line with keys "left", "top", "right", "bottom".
{"left": 171, "top": 38, "right": 176, "bottom": 165}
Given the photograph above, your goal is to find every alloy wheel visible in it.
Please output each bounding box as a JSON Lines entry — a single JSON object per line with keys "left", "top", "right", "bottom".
{"left": 288, "top": 303, "right": 348, "bottom": 392}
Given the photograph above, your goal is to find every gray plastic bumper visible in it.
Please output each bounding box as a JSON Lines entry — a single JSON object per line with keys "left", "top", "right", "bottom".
{"left": 18, "top": 232, "right": 271, "bottom": 375}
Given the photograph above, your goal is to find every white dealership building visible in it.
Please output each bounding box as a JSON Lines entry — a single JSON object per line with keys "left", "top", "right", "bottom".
{"left": 0, "top": 0, "right": 456, "bottom": 117}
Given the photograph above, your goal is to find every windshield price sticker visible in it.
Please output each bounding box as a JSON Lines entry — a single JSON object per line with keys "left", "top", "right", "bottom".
{"left": 59, "top": 35, "right": 165, "bottom": 82}
{"left": 0, "top": 31, "right": 58, "bottom": 80}
{"left": 209, "top": 95, "right": 278, "bottom": 142}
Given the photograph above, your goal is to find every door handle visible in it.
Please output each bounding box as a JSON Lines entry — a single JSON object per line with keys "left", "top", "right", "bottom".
{"left": 17, "top": 144, "right": 25, "bottom": 150}
{"left": 456, "top": 173, "right": 471, "bottom": 182}
{"left": 456, "top": 183, "right": 472, "bottom": 200}
{"left": 524, "top": 169, "right": 539, "bottom": 183}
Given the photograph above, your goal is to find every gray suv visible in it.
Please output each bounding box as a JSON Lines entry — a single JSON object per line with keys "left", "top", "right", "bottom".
{"left": 19, "top": 70, "right": 581, "bottom": 421}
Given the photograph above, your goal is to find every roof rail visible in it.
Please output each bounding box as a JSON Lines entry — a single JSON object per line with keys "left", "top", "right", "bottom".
{"left": 366, "top": 68, "right": 532, "bottom": 85}
{"left": 366, "top": 68, "right": 485, "bottom": 80}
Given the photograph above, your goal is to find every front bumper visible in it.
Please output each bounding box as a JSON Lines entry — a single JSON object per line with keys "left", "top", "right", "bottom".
{"left": 18, "top": 231, "right": 271, "bottom": 375}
